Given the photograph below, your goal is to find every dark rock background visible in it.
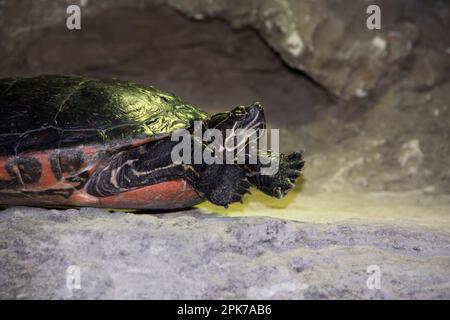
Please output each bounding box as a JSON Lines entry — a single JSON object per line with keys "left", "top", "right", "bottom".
{"left": 0, "top": 0, "right": 449, "bottom": 299}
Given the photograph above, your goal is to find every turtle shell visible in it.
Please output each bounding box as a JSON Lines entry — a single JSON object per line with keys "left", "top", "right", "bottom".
{"left": 0, "top": 75, "right": 208, "bottom": 156}
{"left": 0, "top": 75, "right": 207, "bottom": 209}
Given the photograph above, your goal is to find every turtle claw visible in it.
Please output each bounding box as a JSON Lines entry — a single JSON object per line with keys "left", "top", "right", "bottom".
{"left": 285, "top": 178, "right": 296, "bottom": 188}
{"left": 231, "top": 183, "right": 249, "bottom": 206}
{"left": 275, "top": 188, "right": 283, "bottom": 199}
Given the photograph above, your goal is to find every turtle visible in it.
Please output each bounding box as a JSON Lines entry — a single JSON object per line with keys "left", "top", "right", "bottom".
{"left": 0, "top": 75, "right": 304, "bottom": 210}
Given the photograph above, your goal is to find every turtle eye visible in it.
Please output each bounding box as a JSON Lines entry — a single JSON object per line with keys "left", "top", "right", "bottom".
{"left": 233, "top": 107, "right": 246, "bottom": 119}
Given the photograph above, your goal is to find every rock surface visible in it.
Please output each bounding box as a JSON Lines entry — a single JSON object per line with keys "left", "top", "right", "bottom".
{"left": 1, "top": 207, "right": 449, "bottom": 299}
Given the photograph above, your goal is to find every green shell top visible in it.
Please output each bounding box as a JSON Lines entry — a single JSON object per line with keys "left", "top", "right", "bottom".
{"left": 0, "top": 75, "right": 208, "bottom": 155}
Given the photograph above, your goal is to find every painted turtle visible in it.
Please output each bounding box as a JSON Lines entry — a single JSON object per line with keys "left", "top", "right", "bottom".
{"left": 0, "top": 75, "right": 304, "bottom": 209}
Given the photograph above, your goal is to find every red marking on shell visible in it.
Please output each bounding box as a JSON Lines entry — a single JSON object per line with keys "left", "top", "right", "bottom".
{"left": 98, "top": 180, "right": 203, "bottom": 209}
{"left": 0, "top": 179, "right": 203, "bottom": 210}
{"left": 82, "top": 146, "right": 102, "bottom": 158}
{"left": 67, "top": 191, "right": 100, "bottom": 206}
{"left": 0, "top": 189, "right": 99, "bottom": 207}
{"left": 0, "top": 156, "right": 9, "bottom": 180}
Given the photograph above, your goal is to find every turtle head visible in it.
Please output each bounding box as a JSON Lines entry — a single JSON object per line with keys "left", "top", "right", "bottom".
{"left": 204, "top": 102, "right": 266, "bottom": 156}
{"left": 207, "top": 102, "right": 266, "bottom": 133}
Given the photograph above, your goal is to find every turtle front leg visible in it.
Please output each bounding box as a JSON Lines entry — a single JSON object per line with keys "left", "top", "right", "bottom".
{"left": 246, "top": 151, "right": 304, "bottom": 198}
{"left": 195, "top": 164, "right": 251, "bottom": 208}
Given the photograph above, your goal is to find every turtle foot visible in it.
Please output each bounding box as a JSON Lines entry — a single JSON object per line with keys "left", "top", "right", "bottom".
{"left": 197, "top": 164, "right": 251, "bottom": 208}
{"left": 249, "top": 151, "right": 304, "bottom": 198}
